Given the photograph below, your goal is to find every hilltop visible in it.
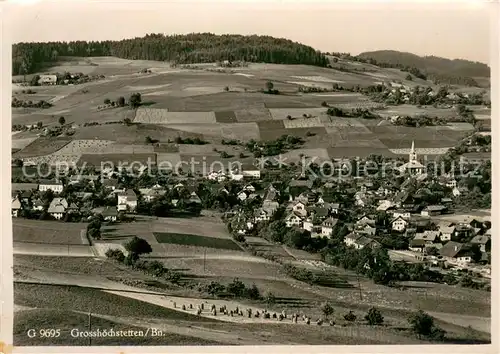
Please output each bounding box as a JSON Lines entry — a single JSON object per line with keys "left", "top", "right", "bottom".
{"left": 12, "top": 33, "right": 328, "bottom": 75}
{"left": 356, "top": 50, "right": 490, "bottom": 87}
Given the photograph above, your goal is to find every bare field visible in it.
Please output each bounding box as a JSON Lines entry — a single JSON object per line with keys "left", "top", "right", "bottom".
{"left": 214, "top": 111, "right": 237, "bottom": 123}
{"left": 11, "top": 137, "right": 39, "bottom": 150}
{"left": 220, "top": 123, "right": 261, "bottom": 140}
{"left": 283, "top": 117, "right": 324, "bottom": 129}
{"left": 13, "top": 137, "right": 71, "bottom": 158}
{"left": 13, "top": 220, "right": 87, "bottom": 245}
{"left": 234, "top": 107, "right": 273, "bottom": 122}
{"left": 135, "top": 109, "right": 217, "bottom": 124}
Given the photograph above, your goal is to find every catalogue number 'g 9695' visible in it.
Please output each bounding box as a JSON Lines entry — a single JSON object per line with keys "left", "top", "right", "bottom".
{"left": 27, "top": 329, "right": 61, "bottom": 338}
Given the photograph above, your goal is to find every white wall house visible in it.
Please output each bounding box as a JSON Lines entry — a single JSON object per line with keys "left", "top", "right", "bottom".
{"left": 285, "top": 212, "right": 303, "bottom": 228}
{"left": 392, "top": 216, "right": 408, "bottom": 232}
{"left": 48, "top": 198, "right": 68, "bottom": 220}
{"left": 39, "top": 180, "right": 63, "bottom": 193}
{"left": 117, "top": 189, "right": 138, "bottom": 212}
{"left": 11, "top": 197, "right": 21, "bottom": 217}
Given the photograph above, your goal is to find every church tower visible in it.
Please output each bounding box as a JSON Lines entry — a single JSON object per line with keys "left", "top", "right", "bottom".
{"left": 409, "top": 140, "right": 417, "bottom": 162}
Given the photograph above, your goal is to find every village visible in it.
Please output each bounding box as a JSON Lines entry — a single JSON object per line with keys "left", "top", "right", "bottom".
{"left": 11, "top": 135, "right": 491, "bottom": 285}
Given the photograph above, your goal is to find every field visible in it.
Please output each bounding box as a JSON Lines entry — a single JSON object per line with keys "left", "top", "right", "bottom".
{"left": 153, "top": 232, "right": 242, "bottom": 251}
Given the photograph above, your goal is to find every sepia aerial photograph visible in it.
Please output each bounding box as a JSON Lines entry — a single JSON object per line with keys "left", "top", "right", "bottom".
{"left": 6, "top": 0, "right": 493, "bottom": 347}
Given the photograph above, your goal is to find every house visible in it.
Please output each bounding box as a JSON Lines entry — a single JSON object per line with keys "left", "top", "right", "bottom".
{"left": 102, "top": 178, "right": 119, "bottom": 191}
{"left": 38, "top": 74, "right": 57, "bottom": 85}
{"left": 344, "top": 233, "right": 379, "bottom": 250}
{"left": 69, "top": 175, "right": 99, "bottom": 186}
{"left": 39, "top": 179, "right": 63, "bottom": 193}
{"left": 409, "top": 231, "right": 440, "bottom": 252}
{"left": 48, "top": 198, "right": 68, "bottom": 219}
{"left": 101, "top": 206, "right": 118, "bottom": 222}
{"left": 391, "top": 210, "right": 411, "bottom": 220}
{"left": 11, "top": 197, "right": 21, "bottom": 217}
{"left": 421, "top": 205, "right": 447, "bottom": 217}
{"left": 188, "top": 191, "right": 202, "bottom": 204}
{"left": 441, "top": 197, "right": 453, "bottom": 205}
{"left": 292, "top": 201, "right": 308, "bottom": 218}
{"left": 243, "top": 183, "right": 256, "bottom": 193}
{"left": 254, "top": 208, "right": 271, "bottom": 223}
{"left": 309, "top": 206, "right": 329, "bottom": 220}
{"left": 237, "top": 191, "right": 249, "bottom": 201}
{"left": 139, "top": 184, "right": 166, "bottom": 202}
{"left": 328, "top": 203, "right": 340, "bottom": 214}
{"left": 357, "top": 225, "right": 376, "bottom": 237}
{"left": 303, "top": 218, "right": 315, "bottom": 232}
{"left": 32, "top": 198, "right": 44, "bottom": 211}
{"left": 66, "top": 203, "right": 79, "bottom": 214}
{"left": 470, "top": 235, "right": 491, "bottom": 253}
{"left": 392, "top": 216, "right": 409, "bottom": 232}
{"left": 439, "top": 241, "right": 474, "bottom": 265}
{"left": 438, "top": 225, "right": 454, "bottom": 242}
{"left": 117, "top": 189, "right": 138, "bottom": 212}
{"left": 230, "top": 163, "right": 261, "bottom": 180}
{"left": 356, "top": 215, "right": 376, "bottom": 227}
{"left": 321, "top": 217, "right": 338, "bottom": 237}
{"left": 285, "top": 212, "right": 303, "bottom": 228}
{"left": 377, "top": 200, "right": 394, "bottom": 211}
{"left": 207, "top": 170, "right": 227, "bottom": 182}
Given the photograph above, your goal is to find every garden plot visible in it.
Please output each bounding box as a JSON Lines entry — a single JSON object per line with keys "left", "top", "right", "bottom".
{"left": 330, "top": 138, "right": 387, "bottom": 149}
{"left": 153, "top": 233, "right": 242, "bottom": 252}
{"left": 329, "top": 102, "right": 383, "bottom": 110}
{"left": 134, "top": 108, "right": 169, "bottom": 123}
{"left": 234, "top": 107, "right": 273, "bottom": 122}
{"left": 283, "top": 117, "right": 323, "bottom": 129}
{"left": 220, "top": 123, "right": 261, "bottom": 141}
{"left": 291, "top": 75, "right": 345, "bottom": 83}
{"left": 21, "top": 154, "right": 81, "bottom": 167}
{"left": 323, "top": 117, "right": 368, "bottom": 128}
{"left": 50, "top": 140, "right": 115, "bottom": 155}
{"left": 287, "top": 81, "right": 337, "bottom": 89}
{"left": 214, "top": 111, "right": 237, "bottom": 123}
{"left": 269, "top": 108, "right": 326, "bottom": 120}
{"left": 327, "top": 146, "right": 396, "bottom": 158}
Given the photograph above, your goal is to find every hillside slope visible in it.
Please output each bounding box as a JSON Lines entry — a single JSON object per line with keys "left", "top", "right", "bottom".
{"left": 357, "top": 50, "right": 490, "bottom": 86}
{"left": 12, "top": 33, "right": 328, "bottom": 75}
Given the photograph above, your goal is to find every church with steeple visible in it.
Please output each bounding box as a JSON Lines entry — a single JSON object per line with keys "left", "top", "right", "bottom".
{"left": 396, "top": 141, "right": 425, "bottom": 175}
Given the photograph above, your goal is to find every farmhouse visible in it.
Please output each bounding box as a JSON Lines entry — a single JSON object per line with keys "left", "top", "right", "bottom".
{"left": 409, "top": 231, "right": 441, "bottom": 252}
{"left": 263, "top": 184, "right": 280, "bottom": 202}
{"left": 439, "top": 241, "right": 474, "bottom": 265}
{"left": 32, "top": 199, "right": 44, "bottom": 211}
{"left": 470, "top": 235, "right": 491, "bottom": 253}
{"left": 101, "top": 206, "right": 118, "bottom": 222}
{"left": 38, "top": 74, "right": 57, "bottom": 85}
{"left": 12, "top": 183, "right": 39, "bottom": 193}
{"left": 229, "top": 163, "right": 261, "bottom": 180}
{"left": 48, "top": 198, "right": 68, "bottom": 220}
{"left": 421, "top": 205, "right": 447, "bottom": 217}
{"left": 344, "top": 233, "right": 380, "bottom": 250}
{"left": 321, "top": 217, "right": 338, "bottom": 237}
{"left": 117, "top": 189, "right": 138, "bottom": 212}
{"left": 139, "top": 184, "right": 166, "bottom": 202}
{"left": 285, "top": 212, "right": 303, "bottom": 228}
{"left": 254, "top": 208, "right": 271, "bottom": 223}
{"left": 11, "top": 197, "right": 21, "bottom": 217}
{"left": 392, "top": 216, "right": 409, "bottom": 232}
{"left": 292, "top": 201, "right": 308, "bottom": 218}
{"left": 39, "top": 179, "right": 64, "bottom": 193}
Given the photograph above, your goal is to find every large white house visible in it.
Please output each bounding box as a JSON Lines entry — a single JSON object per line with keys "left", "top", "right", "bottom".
{"left": 392, "top": 216, "right": 409, "bottom": 232}
{"left": 39, "top": 180, "right": 64, "bottom": 193}
{"left": 395, "top": 141, "right": 425, "bottom": 175}
{"left": 285, "top": 212, "right": 303, "bottom": 228}
{"left": 11, "top": 197, "right": 21, "bottom": 217}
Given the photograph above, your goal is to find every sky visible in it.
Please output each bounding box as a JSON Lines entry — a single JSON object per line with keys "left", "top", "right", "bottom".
{"left": 5, "top": 0, "right": 493, "bottom": 64}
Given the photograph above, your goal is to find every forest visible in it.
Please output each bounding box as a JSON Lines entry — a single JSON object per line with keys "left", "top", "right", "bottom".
{"left": 12, "top": 33, "right": 329, "bottom": 75}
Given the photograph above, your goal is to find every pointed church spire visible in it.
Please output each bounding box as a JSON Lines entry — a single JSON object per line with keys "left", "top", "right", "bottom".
{"left": 411, "top": 140, "right": 415, "bottom": 153}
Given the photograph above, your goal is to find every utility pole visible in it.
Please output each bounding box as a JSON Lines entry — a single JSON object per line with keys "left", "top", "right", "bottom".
{"left": 357, "top": 273, "right": 362, "bottom": 301}
{"left": 88, "top": 312, "right": 92, "bottom": 346}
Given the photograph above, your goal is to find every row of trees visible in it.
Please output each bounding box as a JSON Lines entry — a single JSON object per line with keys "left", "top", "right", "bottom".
{"left": 12, "top": 33, "right": 329, "bottom": 75}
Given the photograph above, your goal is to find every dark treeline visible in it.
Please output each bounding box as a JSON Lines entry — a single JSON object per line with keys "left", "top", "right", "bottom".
{"left": 12, "top": 33, "right": 329, "bottom": 75}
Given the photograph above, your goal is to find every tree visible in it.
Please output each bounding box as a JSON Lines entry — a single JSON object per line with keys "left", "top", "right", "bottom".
{"left": 36, "top": 121, "right": 43, "bottom": 129}
{"left": 123, "top": 118, "right": 132, "bottom": 126}
{"left": 30, "top": 74, "right": 40, "bottom": 86}
{"left": 266, "top": 81, "right": 274, "bottom": 92}
{"left": 320, "top": 302, "right": 334, "bottom": 319}
{"left": 470, "top": 244, "right": 482, "bottom": 263}
{"left": 405, "top": 74, "right": 413, "bottom": 81}
{"left": 408, "top": 310, "right": 446, "bottom": 340}
{"left": 365, "top": 307, "right": 384, "bottom": 325}
{"left": 58, "top": 116, "right": 66, "bottom": 125}
{"left": 129, "top": 93, "right": 142, "bottom": 108}
{"left": 124, "top": 236, "right": 152, "bottom": 259}
{"left": 104, "top": 98, "right": 111, "bottom": 105}
{"left": 344, "top": 310, "right": 357, "bottom": 322}
{"left": 117, "top": 96, "right": 126, "bottom": 107}
{"left": 321, "top": 101, "right": 329, "bottom": 107}
{"left": 224, "top": 86, "right": 229, "bottom": 92}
